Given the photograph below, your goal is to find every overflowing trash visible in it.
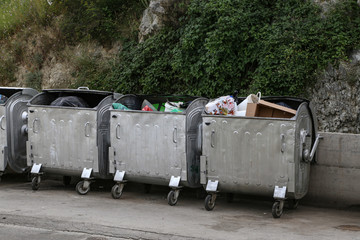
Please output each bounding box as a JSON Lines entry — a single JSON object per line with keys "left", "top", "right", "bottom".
{"left": 111, "top": 96, "right": 188, "bottom": 113}
{"left": 165, "top": 101, "right": 184, "bottom": 113}
{"left": 246, "top": 99, "right": 296, "bottom": 118}
{"left": 141, "top": 100, "right": 157, "bottom": 111}
{"left": 205, "top": 92, "right": 297, "bottom": 119}
{"left": 205, "top": 96, "right": 236, "bottom": 115}
{"left": 112, "top": 103, "right": 129, "bottom": 110}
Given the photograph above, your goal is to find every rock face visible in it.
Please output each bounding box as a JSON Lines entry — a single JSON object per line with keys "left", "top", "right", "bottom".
{"left": 138, "top": 0, "right": 188, "bottom": 42}
{"left": 310, "top": 50, "right": 360, "bottom": 133}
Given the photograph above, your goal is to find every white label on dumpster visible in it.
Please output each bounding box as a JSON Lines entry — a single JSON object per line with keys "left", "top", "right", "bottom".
{"left": 31, "top": 163, "right": 42, "bottom": 174}
{"left": 81, "top": 168, "right": 92, "bottom": 179}
{"left": 273, "top": 186, "right": 287, "bottom": 199}
{"left": 206, "top": 180, "right": 219, "bottom": 192}
{"left": 114, "top": 170, "right": 125, "bottom": 182}
{"left": 169, "top": 176, "right": 181, "bottom": 188}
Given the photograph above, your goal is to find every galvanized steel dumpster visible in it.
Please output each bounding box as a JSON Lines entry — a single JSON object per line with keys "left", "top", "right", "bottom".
{"left": 109, "top": 95, "right": 208, "bottom": 205}
{"left": 27, "top": 89, "right": 121, "bottom": 194}
{"left": 0, "top": 87, "right": 37, "bottom": 179}
{"left": 200, "top": 97, "right": 321, "bottom": 218}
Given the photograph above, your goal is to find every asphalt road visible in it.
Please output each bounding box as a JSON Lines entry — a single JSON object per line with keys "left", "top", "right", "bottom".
{"left": 0, "top": 174, "right": 359, "bottom": 240}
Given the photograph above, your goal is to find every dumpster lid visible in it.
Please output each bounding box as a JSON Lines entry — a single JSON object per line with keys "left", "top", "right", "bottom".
{"left": 42, "top": 89, "right": 113, "bottom": 96}
{"left": 30, "top": 89, "right": 117, "bottom": 108}
{"left": 0, "top": 87, "right": 36, "bottom": 98}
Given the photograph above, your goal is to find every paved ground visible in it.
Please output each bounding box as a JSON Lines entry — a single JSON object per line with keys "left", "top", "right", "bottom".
{"left": 0, "top": 174, "right": 359, "bottom": 240}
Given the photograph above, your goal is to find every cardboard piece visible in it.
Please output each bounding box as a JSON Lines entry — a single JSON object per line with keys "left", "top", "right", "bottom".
{"left": 246, "top": 100, "right": 296, "bottom": 118}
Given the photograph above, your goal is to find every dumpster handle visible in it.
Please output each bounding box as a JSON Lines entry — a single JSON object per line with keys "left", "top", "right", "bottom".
{"left": 308, "top": 134, "right": 323, "bottom": 162}
{"left": 211, "top": 130, "right": 215, "bottom": 148}
{"left": 116, "top": 124, "right": 121, "bottom": 139}
{"left": 0, "top": 116, "right": 5, "bottom": 130}
{"left": 173, "top": 127, "right": 177, "bottom": 143}
{"left": 78, "top": 86, "right": 89, "bottom": 90}
{"left": 84, "top": 122, "right": 90, "bottom": 137}
{"left": 32, "top": 118, "right": 39, "bottom": 133}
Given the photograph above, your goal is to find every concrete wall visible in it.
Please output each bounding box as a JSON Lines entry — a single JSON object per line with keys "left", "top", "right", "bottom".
{"left": 304, "top": 132, "right": 360, "bottom": 207}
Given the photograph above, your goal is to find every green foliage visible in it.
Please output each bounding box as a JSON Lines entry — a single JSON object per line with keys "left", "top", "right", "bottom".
{"left": 108, "top": 0, "right": 360, "bottom": 98}
{"left": 1, "top": 0, "right": 360, "bottom": 98}
{"left": 58, "top": 0, "right": 145, "bottom": 45}
{"left": 69, "top": 49, "right": 111, "bottom": 90}
{"left": 0, "top": 0, "right": 53, "bottom": 38}
{"left": 25, "top": 71, "right": 43, "bottom": 90}
{"left": 109, "top": 31, "right": 183, "bottom": 94}
{"left": 0, "top": 52, "right": 17, "bottom": 84}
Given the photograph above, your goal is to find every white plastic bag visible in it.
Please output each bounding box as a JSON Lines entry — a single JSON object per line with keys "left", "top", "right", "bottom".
{"left": 165, "top": 102, "right": 183, "bottom": 113}
{"left": 205, "top": 96, "right": 236, "bottom": 115}
{"left": 237, "top": 92, "right": 261, "bottom": 111}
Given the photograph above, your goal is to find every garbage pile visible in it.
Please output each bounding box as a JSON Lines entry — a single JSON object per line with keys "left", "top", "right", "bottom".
{"left": 205, "top": 92, "right": 296, "bottom": 118}
{"left": 113, "top": 99, "right": 188, "bottom": 113}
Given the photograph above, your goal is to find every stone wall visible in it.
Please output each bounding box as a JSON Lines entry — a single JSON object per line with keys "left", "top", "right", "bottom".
{"left": 138, "top": 0, "right": 188, "bottom": 42}
{"left": 310, "top": 51, "right": 360, "bottom": 133}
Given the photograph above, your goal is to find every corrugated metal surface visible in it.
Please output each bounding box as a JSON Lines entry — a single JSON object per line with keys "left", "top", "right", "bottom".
{"left": 202, "top": 116, "right": 296, "bottom": 195}
{"left": 109, "top": 111, "right": 186, "bottom": 185}
{"left": 27, "top": 107, "right": 99, "bottom": 173}
{"left": 201, "top": 102, "right": 314, "bottom": 199}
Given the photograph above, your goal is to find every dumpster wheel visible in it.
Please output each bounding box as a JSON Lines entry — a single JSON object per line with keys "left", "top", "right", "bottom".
{"left": 205, "top": 194, "right": 216, "bottom": 211}
{"left": 288, "top": 199, "right": 299, "bottom": 210}
{"left": 111, "top": 184, "right": 123, "bottom": 199}
{"left": 167, "top": 190, "right": 178, "bottom": 206}
{"left": 76, "top": 180, "right": 90, "bottom": 195}
{"left": 272, "top": 201, "right": 283, "bottom": 218}
{"left": 31, "top": 176, "right": 40, "bottom": 191}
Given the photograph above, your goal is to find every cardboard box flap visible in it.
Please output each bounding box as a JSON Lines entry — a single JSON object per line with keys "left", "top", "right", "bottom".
{"left": 246, "top": 100, "right": 296, "bottom": 118}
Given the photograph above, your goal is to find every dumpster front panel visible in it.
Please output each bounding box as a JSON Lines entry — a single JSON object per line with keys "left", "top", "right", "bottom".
{"left": 110, "top": 111, "right": 187, "bottom": 185}
{"left": 6, "top": 92, "right": 34, "bottom": 173}
{"left": 27, "top": 107, "right": 99, "bottom": 173}
{"left": 292, "top": 103, "right": 313, "bottom": 199}
{"left": 0, "top": 106, "right": 6, "bottom": 172}
{"left": 202, "top": 116, "right": 296, "bottom": 196}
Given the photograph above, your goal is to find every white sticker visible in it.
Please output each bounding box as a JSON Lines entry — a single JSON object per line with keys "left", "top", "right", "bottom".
{"left": 273, "top": 185, "right": 287, "bottom": 199}
{"left": 206, "top": 180, "right": 219, "bottom": 192}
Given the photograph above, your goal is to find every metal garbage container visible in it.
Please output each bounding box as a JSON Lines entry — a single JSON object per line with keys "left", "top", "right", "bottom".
{"left": 26, "top": 88, "right": 121, "bottom": 194}
{"left": 0, "top": 87, "right": 38, "bottom": 180}
{"left": 108, "top": 95, "right": 208, "bottom": 205}
{"left": 200, "top": 96, "right": 322, "bottom": 218}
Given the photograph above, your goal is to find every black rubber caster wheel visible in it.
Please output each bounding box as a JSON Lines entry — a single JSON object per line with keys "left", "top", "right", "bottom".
{"left": 167, "top": 190, "right": 178, "bottom": 206}
{"left": 75, "top": 180, "right": 90, "bottom": 195}
{"left": 31, "top": 176, "right": 40, "bottom": 191}
{"left": 111, "top": 184, "right": 123, "bottom": 199}
{"left": 205, "top": 194, "right": 216, "bottom": 211}
{"left": 272, "top": 201, "right": 283, "bottom": 218}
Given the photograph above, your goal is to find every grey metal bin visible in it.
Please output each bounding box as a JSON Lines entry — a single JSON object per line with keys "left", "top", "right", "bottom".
{"left": 200, "top": 97, "right": 322, "bottom": 218}
{"left": 0, "top": 87, "right": 38, "bottom": 180}
{"left": 109, "top": 95, "right": 208, "bottom": 205}
{"left": 27, "top": 88, "right": 121, "bottom": 194}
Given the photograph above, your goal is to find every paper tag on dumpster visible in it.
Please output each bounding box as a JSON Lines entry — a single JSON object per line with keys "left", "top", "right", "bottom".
{"left": 206, "top": 180, "right": 219, "bottom": 192}
{"left": 31, "top": 163, "right": 42, "bottom": 174}
{"left": 273, "top": 186, "right": 287, "bottom": 199}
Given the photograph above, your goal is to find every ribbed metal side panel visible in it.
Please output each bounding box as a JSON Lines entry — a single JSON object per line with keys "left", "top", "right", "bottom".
{"left": 202, "top": 116, "right": 296, "bottom": 196}
{"left": 27, "top": 107, "right": 98, "bottom": 175}
{"left": 109, "top": 111, "right": 186, "bottom": 186}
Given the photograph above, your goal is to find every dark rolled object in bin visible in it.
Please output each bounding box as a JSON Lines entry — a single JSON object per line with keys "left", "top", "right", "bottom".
{"left": 50, "top": 96, "right": 89, "bottom": 108}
